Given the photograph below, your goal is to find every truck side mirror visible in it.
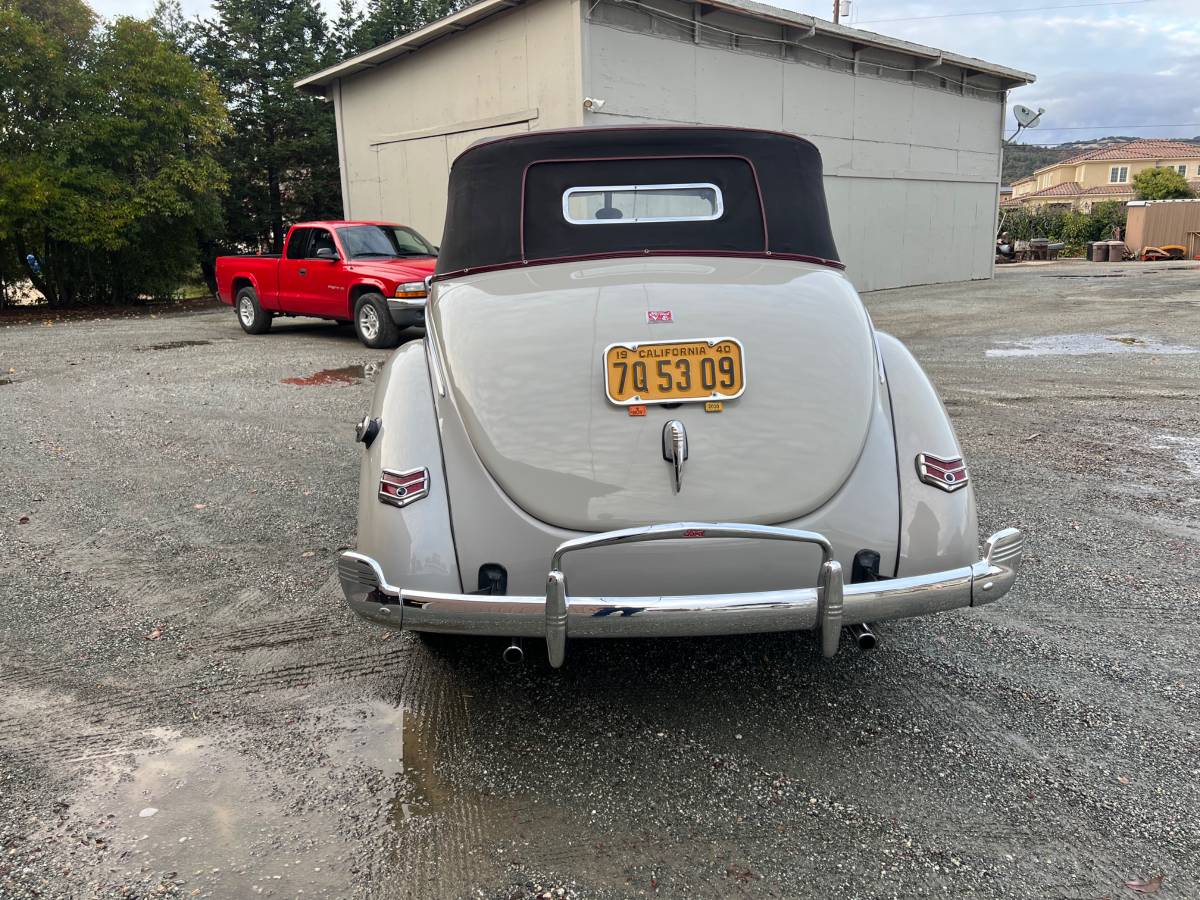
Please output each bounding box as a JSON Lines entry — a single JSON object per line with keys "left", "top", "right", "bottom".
{"left": 314, "top": 247, "right": 339, "bottom": 261}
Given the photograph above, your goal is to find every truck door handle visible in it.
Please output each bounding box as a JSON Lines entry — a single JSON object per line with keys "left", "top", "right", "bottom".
{"left": 298, "top": 267, "right": 307, "bottom": 276}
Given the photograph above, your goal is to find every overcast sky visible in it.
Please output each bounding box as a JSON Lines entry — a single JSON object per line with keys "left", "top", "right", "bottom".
{"left": 89, "top": 0, "right": 1198, "bottom": 146}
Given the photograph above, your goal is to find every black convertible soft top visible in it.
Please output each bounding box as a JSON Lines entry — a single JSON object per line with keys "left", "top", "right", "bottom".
{"left": 434, "top": 126, "right": 841, "bottom": 278}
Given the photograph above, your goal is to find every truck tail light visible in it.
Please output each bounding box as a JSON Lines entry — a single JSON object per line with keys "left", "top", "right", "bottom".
{"left": 394, "top": 282, "right": 427, "bottom": 299}
{"left": 378, "top": 467, "right": 430, "bottom": 508}
{"left": 915, "top": 453, "right": 968, "bottom": 492}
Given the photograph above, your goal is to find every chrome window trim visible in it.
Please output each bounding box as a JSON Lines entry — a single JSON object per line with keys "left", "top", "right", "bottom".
{"left": 424, "top": 311, "right": 447, "bottom": 398}
{"left": 562, "top": 182, "right": 724, "bottom": 225}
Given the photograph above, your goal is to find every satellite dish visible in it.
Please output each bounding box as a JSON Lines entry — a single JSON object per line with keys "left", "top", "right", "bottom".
{"left": 1013, "top": 105, "right": 1045, "bottom": 128}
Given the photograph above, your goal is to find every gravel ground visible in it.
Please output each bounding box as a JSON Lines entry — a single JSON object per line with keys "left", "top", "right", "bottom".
{"left": 1, "top": 260, "right": 1198, "bottom": 899}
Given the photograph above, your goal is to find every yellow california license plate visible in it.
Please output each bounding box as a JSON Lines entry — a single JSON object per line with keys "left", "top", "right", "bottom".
{"left": 604, "top": 337, "right": 746, "bottom": 405}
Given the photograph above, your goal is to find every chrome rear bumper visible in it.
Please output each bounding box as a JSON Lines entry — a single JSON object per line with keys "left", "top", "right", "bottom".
{"left": 337, "top": 523, "right": 1023, "bottom": 668}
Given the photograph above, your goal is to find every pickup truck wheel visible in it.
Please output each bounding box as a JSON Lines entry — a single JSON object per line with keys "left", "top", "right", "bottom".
{"left": 235, "top": 287, "right": 272, "bottom": 335}
{"left": 354, "top": 293, "right": 400, "bottom": 349}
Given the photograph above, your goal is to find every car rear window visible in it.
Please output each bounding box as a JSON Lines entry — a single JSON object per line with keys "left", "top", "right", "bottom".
{"left": 563, "top": 183, "right": 723, "bottom": 225}
{"left": 522, "top": 156, "right": 764, "bottom": 262}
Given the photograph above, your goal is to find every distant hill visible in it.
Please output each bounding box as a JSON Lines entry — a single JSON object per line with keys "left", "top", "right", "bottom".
{"left": 1002, "top": 144, "right": 1066, "bottom": 183}
{"left": 1002, "top": 135, "right": 1200, "bottom": 184}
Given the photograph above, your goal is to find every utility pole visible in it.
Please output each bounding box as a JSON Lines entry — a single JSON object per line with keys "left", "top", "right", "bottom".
{"left": 832, "top": 0, "right": 839, "bottom": 23}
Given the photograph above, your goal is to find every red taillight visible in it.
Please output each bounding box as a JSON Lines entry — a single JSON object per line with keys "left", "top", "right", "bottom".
{"left": 915, "top": 453, "right": 968, "bottom": 493}
{"left": 378, "top": 467, "right": 430, "bottom": 508}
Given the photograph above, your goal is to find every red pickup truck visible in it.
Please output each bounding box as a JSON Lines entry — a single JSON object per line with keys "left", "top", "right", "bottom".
{"left": 214, "top": 221, "right": 438, "bottom": 348}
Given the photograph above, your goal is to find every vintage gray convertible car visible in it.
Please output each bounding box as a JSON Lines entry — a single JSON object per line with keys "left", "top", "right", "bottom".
{"left": 337, "top": 126, "right": 1023, "bottom": 667}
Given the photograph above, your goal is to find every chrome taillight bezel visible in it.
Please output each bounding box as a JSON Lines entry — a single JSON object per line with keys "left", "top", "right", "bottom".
{"left": 915, "top": 453, "right": 968, "bottom": 493}
{"left": 378, "top": 467, "right": 430, "bottom": 508}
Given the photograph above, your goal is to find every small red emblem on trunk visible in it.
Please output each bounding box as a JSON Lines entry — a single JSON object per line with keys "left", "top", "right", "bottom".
{"left": 646, "top": 310, "right": 673, "bottom": 324}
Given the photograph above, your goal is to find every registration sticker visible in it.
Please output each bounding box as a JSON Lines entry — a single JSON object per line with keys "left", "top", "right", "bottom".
{"left": 628, "top": 404, "right": 647, "bottom": 417}
{"left": 705, "top": 401, "right": 724, "bottom": 413}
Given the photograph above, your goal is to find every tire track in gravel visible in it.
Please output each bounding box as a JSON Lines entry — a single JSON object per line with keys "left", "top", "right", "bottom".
{"left": 0, "top": 622, "right": 414, "bottom": 757}
{"left": 377, "top": 651, "right": 493, "bottom": 898}
{"left": 876, "top": 628, "right": 1195, "bottom": 892}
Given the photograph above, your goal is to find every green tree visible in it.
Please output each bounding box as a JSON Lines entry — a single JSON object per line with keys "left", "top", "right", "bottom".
{"left": 0, "top": 0, "right": 93, "bottom": 299}
{"left": 332, "top": 0, "right": 364, "bottom": 56}
{"left": 0, "top": 0, "right": 228, "bottom": 305}
{"left": 190, "top": 0, "right": 342, "bottom": 253}
{"left": 355, "top": 0, "right": 462, "bottom": 52}
{"left": 1132, "top": 166, "right": 1194, "bottom": 201}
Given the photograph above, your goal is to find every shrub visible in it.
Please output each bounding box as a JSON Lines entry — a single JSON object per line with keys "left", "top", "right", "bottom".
{"left": 1132, "top": 167, "right": 1194, "bottom": 201}
{"left": 998, "top": 201, "right": 1128, "bottom": 256}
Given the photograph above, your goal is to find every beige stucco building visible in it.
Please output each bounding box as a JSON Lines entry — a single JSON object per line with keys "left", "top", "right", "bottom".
{"left": 1007, "top": 139, "right": 1200, "bottom": 211}
{"left": 297, "top": 0, "right": 1034, "bottom": 291}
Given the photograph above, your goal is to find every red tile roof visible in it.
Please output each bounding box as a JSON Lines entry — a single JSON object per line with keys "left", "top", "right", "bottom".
{"left": 1054, "top": 139, "right": 1200, "bottom": 167}
{"left": 1024, "top": 181, "right": 1083, "bottom": 198}
{"left": 1082, "top": 183, "right": 1136, "bottom": 195}
{"left": 1010, "top": 166, "right": 1200, "bottom": 205}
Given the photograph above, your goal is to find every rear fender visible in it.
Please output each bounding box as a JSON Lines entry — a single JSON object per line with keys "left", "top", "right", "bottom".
{"left": 877, "top": 332, "right": 978, "bottom": 577}
{"left": 227, "top": 271, "right": 262, "bottom": 307}
{"left": 354, "top": 340, "right": 461, "bottom": 594}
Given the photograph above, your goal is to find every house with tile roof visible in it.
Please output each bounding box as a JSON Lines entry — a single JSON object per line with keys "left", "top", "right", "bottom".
{"left": 1005, "top": 139, "right": 1200, "bottom": 211}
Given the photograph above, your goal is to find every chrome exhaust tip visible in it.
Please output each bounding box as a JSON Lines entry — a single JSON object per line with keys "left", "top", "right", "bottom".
{"left": 844, "top": 622, "right": 877, "bottom": 651}
{"left": 502, "top": 640, "right": 525, "bottom": 664}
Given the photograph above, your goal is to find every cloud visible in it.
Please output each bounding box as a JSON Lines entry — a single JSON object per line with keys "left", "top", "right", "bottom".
{"left": 781, "top": 0, "right": 1200, "bottom": 143}
{"left": 88, "top": 0, "right": 1200, "bottom": 144}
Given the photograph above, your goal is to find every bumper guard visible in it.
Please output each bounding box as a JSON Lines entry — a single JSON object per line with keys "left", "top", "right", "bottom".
{"left": 337, "top": 523, "right": 1024, "bottom": 668}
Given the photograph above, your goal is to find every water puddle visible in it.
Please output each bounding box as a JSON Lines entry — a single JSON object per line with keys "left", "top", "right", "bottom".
{"left": 325, "top": 702, "right": 450, "bottom": 822}
{"left": 137, "top": 340, "right": 212, "bottom": 351}
{"left": 392, "top": 708, "right": 453, "bottom": 822}
{"left": 282, "top": 361, "right": 380, "bottom": 386}
{"left": 327, "top": 701, "right": 406, "bottom": 777}
{"left": 1152, "top": 435, "right": 1200, "bottom": 480}
{"left": 1043, "top": 273, "right": 1126, "bottom": 279}
{"left": 986, "top": 334, "right": 1198, "bottom": 358}
{"left": 65, "top": 727, "right": 355, "bottom": 896}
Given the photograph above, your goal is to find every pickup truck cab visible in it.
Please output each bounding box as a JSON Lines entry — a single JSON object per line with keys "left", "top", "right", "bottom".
{"left": 214, "top": 221, "right": 438, "bottom": 348}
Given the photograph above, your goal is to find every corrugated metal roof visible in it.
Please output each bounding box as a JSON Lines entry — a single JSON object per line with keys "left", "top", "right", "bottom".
{"left": 295, "top": 0, "right": 1035, "bottom": 93}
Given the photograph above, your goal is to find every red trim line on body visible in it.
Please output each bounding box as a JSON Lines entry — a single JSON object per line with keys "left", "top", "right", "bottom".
{"left": 431, "top": 250, "right": 846, "bottom": 283}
